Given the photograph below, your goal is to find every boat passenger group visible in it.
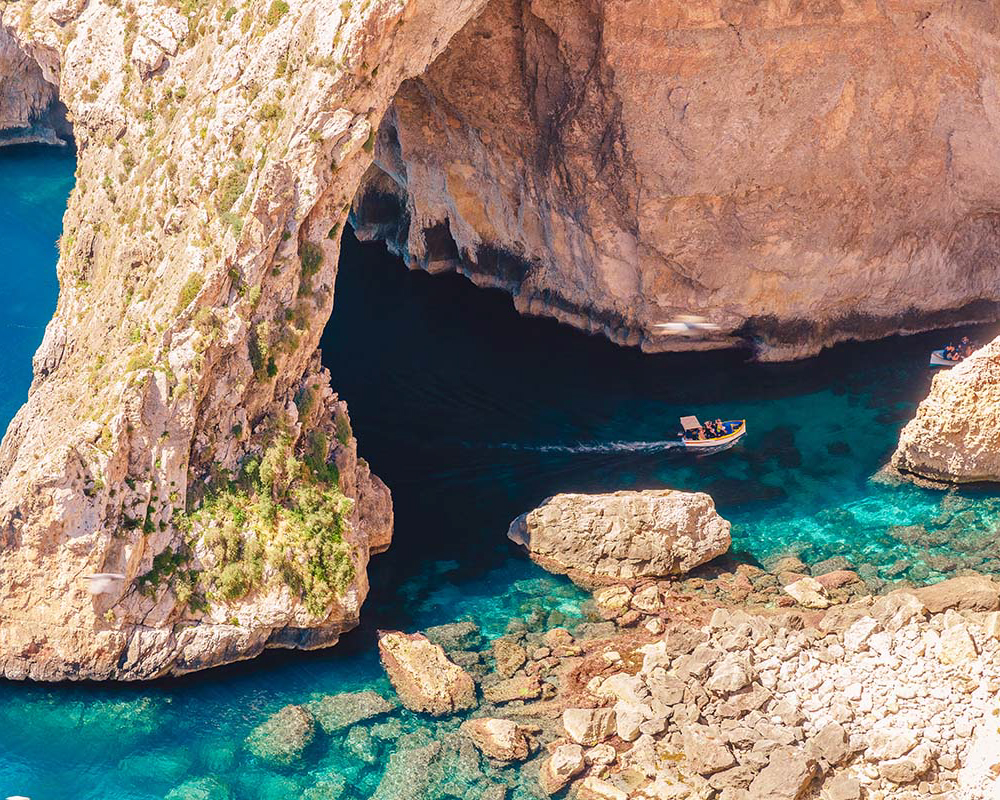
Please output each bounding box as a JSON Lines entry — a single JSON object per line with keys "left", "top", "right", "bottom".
{"left": 941, "top": 337, "right": 976, "bottom": 362}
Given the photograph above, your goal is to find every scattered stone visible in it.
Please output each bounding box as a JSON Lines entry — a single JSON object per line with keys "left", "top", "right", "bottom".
{"left": 594, "top": 586, "right": 633, "bottom": 619}
{"left": 539, "top": 743, "right": 585, "bottom": 794}
{"left": 683, "top": 724, "right": 737, "bottom": 775}
{"left": 562, "top": 708, "right": 616, "bottom": 746}
{"left": 822, "top": 773, "right": 861, "bottom": 800}
{"left": 245, "top": 705, "right": 315, "bottom": 766}
{"left": 309, "top": 691, "right": 398, "bottom": 733}
{"left": 814, "top": 570, "right": 859, "bottom": 590}
{"left": 460, "top": 718, "right": 531, "bottom": 762}
{"left": 878, "top": 743, "right": 935, "bottom": 783}
{"left": 576, "top": 776, "right": 629, "bottom": 800}
{"left": 936, "top": 623, "right": 978, "bottom": 664}
{"left": 491, "top": 638, "right": 528, "bottom": 679}
{"left": 707, "top": 656, "right": 751, "bottom": 694}
{"left": 747, "top": 746, "right": 818, "bottom": 800}
{"left": 842, "top": 616, "right": 880, "bottom": 652}
{"left": 870, "top": 591, "right": 926, "bottom": 631}
{"left": 808, "top": 722, "right": 850, "bottom": 766}
{"left": 784, "top": 577, "right": 832, "bottom": 609}
{"left": 377, "top": 631, "right": 477, "bottom": 715}
{"left": 482, "top": 674, "right": 542, "bottom": 704}
{"left": 867, "top": 728, "right": 917, "bottom": 761}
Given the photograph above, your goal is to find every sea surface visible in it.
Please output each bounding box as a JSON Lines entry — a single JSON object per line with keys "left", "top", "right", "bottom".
{"left": 1, "top": 147, "right": 999, "bottom": 799}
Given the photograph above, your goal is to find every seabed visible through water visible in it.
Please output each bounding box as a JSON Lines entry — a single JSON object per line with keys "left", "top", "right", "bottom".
{"left": 1, "top": 146, "right": 1000, "bottom": 799}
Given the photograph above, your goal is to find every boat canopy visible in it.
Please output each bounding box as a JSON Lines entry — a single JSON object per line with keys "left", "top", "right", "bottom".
{"left": 680, "top": 415, "right": 701, "bottom": 431}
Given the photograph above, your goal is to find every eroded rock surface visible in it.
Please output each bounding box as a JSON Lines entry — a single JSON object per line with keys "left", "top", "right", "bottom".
{"left": 0, "top": 0, "right": 487, "bottom": 680}
{"left": 507, "top": 490, "right": 731, "bottom": 586}
{"left": 355, "top": 0, "right": 1000, "bottom": 360}
{"left": 0, "top": 23, "right": 65, "bottom": 145}
{"left": 378, "top": 630, "right": 478, "bottom": 715}
{"left": 893, "top": 339, "right": 1000, "bottom": 484}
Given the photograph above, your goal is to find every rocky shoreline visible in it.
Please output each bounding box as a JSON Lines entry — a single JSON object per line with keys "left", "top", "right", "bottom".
{"left": 230, "top": 561, "right": 1000, "bottom": 800}
{"left": 224, "top": 491, "right": 1000, "bottom": 800}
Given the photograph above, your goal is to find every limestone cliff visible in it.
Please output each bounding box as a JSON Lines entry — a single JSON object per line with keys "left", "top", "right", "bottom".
{"left": 0, "top": 22, "right": 65, "bottom": 144}
{"left": 354, "top": 0, "right": 1000, "bottom": 360}
{"left": 0, "top": 0, "right": 487, "bottom": 680}
{"left": 892, "top": 337, "right": 1000, "bottom": 485}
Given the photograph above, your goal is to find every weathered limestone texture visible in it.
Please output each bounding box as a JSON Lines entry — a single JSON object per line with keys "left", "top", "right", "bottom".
{"left": 893, "top": 338, "right": 1000, "bottom": 484}
{"left": 507, "top": 489, "right": 731, "bottom": 586}
{"left": 0, "top": 22, "right": 64, "bottom": 144}
{"left": 0, "top": 0, "right": 487, "bottom": 680}
{"left": 355, "top": 0, "right": 1000, "bottom": 360}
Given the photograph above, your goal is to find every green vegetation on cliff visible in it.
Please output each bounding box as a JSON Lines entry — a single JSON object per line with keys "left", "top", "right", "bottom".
{"left": 139, "top": 431, "right": 355, "bottom": 616}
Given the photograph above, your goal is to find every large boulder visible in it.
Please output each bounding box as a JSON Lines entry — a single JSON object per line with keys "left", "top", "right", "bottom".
{"left": 913, "top": 575, "right": 1000, "bottom": 613}
{"left": 508, "top": 490, "right": 731, "bottom": 585}
{"left": 377, "top": 631, "right": 477, "bottom": 716}
{"left": 893, "top": 341, "right": 1000, "bottom": 483}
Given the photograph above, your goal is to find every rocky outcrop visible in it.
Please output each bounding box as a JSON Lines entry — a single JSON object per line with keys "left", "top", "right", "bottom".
{"left": 355, "top": 0, "right": 1000, "bottom": 360}
{"left": 459, "top": 717, "right": 532, "bottom": 762}
{"left": 508, "top": 489, "right": 731, "bottom": 586}
{"left": 892, "top": 339, "right": 1000, "bottom": 484}
{"left": 0, "top": 23, "right": 66, "bottom": 145}
{"left": 0, "top": 0, "right": 489, "bottom": 680}
{"left": 377, "top": 630, "right": 478, "bottom": 715}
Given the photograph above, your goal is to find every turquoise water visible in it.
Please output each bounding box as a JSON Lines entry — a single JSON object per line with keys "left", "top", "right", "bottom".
{"left": 0, "top": 145, "right": 72, "bottom": 429}
{"left": 1, "top": 149, "right": 999, "bottom": 799}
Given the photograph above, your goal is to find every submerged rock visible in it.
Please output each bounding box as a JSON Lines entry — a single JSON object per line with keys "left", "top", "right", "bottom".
{"left": 308, "top": 690, "right": 398, "bottom": 733}
{"left": 245, "top": 705, "right": 316, "bottom": 767}
{"left": 508, "top": 490, "right": 731, "bottom": 585}
{"left": 378, "top": 631, "right": 477, "bottom": 716}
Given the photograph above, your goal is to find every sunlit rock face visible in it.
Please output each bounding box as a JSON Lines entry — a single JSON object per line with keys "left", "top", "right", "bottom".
{"left": 0, "top": 23, "right": 65, "bottom": 144}
{"left": 0, "top": 0, "right": 486, "bottom": 681}
{"left": 354, "top": 0, "right": 1000, "bottom": 360}
{"left": 893, "top": 339, "right": 1000, "bottom": 485}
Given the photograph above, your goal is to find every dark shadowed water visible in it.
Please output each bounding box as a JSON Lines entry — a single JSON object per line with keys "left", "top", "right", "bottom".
{"left": 1, "top": 150, "right": 998, "bottom": 800}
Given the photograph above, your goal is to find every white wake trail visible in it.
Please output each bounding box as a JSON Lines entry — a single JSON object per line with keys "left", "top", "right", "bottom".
{"left": 479, "top": 440, "right": 683, "bottom": 454}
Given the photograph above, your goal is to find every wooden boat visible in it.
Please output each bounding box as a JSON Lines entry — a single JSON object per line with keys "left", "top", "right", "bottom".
{"left": 680, "top": 416, "right": 747, "bottom": 450}
{"left": 929, "top": 349, "right": 962, "bottom": 368}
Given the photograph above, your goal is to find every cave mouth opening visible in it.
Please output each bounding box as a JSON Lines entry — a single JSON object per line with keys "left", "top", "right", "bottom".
{"left": 320, "top": 221, "right": 1000, "bottom": 616}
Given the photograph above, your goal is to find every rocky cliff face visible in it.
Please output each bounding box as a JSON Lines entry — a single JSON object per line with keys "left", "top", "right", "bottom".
{"left": 892, "top": 337, "right": 1000, "bottom": 485}
{"left": 354, "top": 0, "right": 1000, "bottom": 360}
{"left": 0, "top": 22, "right": 66, "bottom": 144}
{"left": 0, "top": 0, "right": 487, "bottom": 680}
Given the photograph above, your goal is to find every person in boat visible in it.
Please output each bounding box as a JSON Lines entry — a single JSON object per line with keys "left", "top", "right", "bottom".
{"left": 714, "top": 418, "right": 725, "bottom": 436}
{"left": 705, "top": 421, "right": 717, "bottom": 438}
{"left": 960, "top": 337, "right": 974, "bottom": 357}
{"left": 944, "top": 344, "right": 959, "bottom": 361}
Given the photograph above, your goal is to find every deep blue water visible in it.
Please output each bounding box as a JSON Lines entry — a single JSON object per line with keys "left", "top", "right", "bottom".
{"left": 1, "top": 148, "right": 999, "bottom": 800}
{"left": 0, "top": 145, "right": 72, "bottom": 429}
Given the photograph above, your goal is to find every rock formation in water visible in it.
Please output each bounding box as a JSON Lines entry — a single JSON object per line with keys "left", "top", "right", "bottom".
{"left": 507, "top": 489, "right": 731, "bottom": 586}
{"left": 0, "top": 0, "right": 488, "bottom": 680}
{"left": 893, "top": 340, "right": 1000, "bottom": 484}
{"left": 354, "top": 0, "right": 1000, "bottom": 360}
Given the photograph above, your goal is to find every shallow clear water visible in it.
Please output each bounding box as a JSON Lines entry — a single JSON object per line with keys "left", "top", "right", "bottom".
{"left": 1, "top": 150, "right": 999, "bottom": 799}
